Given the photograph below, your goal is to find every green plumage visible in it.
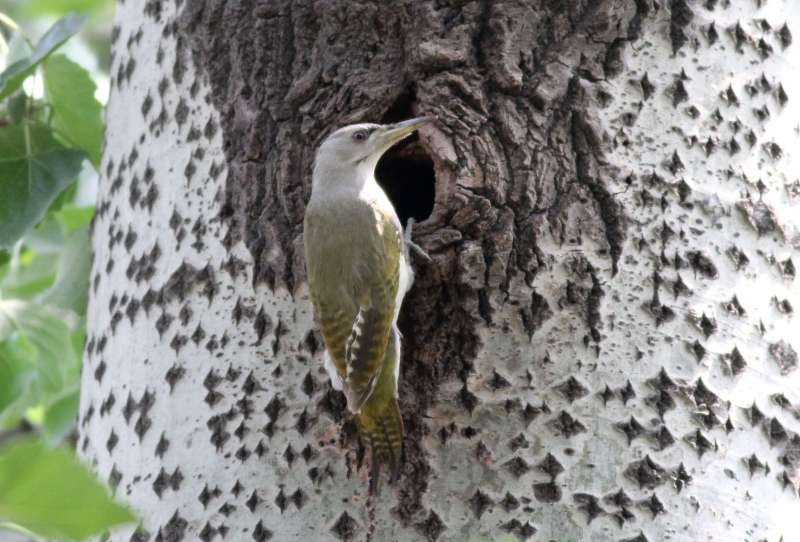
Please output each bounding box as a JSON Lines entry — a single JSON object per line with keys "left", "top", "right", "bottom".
{"left": 304, "top": 196, "right": 404, "bottom": 480}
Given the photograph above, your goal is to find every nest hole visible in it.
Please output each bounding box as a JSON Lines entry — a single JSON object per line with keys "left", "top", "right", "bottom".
{"left": 376, "top": 86, "right": 435, "bottom": 227}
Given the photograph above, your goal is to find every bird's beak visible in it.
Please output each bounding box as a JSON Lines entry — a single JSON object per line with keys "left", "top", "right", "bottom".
{"left": 379, "top": 116, "right": 433, "bottom": 147}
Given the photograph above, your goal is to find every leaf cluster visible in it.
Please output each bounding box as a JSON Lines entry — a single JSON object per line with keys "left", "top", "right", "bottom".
{"left": 0, "top": 11, "right": 134, "bottom": 540}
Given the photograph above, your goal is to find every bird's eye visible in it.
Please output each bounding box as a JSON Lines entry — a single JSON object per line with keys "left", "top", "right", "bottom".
{"left": 352, "top": 130, "right": 368, "bottom": 142}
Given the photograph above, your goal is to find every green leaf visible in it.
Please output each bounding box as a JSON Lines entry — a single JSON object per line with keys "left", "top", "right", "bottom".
{"left": 46, "top": 180, "right": 78, "bottom": 216}
{"left": 0, "top": 210, "right": 92, "bottom": 303}
{"left": 41, "top": 224, "right": 91, "bottom": 315}
{"left": 0, "top": 299, "right": 82, "bottom": 434}
{"left": 21, "top": 0, "right": 112, "bottom": 17}
{"left": 0, "top": 123, "right": 85, "bottom": 248}
{"left": 0, "top": 335, "right": 37, "bottom": 428}
{"left": 7, "top": 93, "right": 27, "bottom": 124}
{"left": 43, "top": 55, "right": 103, "bottom": 167}
{"left": 0, "top": 438, "right": 135, "bottom": 540}
{"left": 21, "top": 213, "right": 68, "bottom": 252}
{"left": 0, "top": 299, "right": 79, "bottom": 399}
{"left": 0, "top": 13, "right": 85, "bottom": 100}
{"left": 41, "top": 388, "right": 80, "bottom": 442}
{"left": 2, "top": 32, "right": 33, "bottom": 70}
{"left": 0, "top": 247, "right": 59, "bottom": 299}
{"left": 54, "top": 205, "right": 94, "bottom": 234}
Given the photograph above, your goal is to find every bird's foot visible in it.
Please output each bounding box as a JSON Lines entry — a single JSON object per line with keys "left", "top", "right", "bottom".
{"left": 404, "top": 218, "right": 431, "bottom": 261}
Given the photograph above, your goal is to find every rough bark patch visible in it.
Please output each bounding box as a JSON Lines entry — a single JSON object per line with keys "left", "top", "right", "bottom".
{"left": 177, "top": 0, "right": 641, "bottom": 524}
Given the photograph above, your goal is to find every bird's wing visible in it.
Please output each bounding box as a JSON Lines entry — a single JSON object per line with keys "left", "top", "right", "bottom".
{"left": 304, "top": 205, "right": 357, "bottom": 386}
{"left": 343, "top": 204, "right": 401, "bottom": 413}
{"left": 312, "top": 298, "right": 354, "bottom": 388}
{"left": 304, "top": 201, "right": 401, "bottom": 408}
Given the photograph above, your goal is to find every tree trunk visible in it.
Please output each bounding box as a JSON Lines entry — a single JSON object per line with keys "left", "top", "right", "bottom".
{"left": 80, "top": 0, "right": 800, "bottom": 540}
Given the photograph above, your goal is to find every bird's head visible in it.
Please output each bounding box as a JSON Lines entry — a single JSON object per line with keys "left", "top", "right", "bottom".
{"left": 312, "top": 117, "right": 432, "bottom": 194}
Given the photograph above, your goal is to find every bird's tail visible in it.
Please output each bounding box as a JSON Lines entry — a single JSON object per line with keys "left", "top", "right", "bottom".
{"left": 355, "top": 396, "right": 404, "bottom": 491}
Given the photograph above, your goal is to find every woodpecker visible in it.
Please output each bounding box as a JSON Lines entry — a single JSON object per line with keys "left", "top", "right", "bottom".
{"left": 303, "top": 117, "right": 431, "bottom": 484}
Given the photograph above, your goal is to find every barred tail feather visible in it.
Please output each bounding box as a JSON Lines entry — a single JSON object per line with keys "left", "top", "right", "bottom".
{"left": 355, "top": 398, "right": 404, "bottom": 491}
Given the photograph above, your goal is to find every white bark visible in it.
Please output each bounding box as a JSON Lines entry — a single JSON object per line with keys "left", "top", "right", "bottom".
{"left": 80, "top": 1, "right": 800, "bottom": 541}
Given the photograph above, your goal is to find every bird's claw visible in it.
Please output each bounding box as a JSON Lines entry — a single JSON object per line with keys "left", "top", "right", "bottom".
{"left": 408, "top": 240, "right": 431, "bottom": 261}
{"left": 404, "top": 218, "right": 431, "bottom": 261}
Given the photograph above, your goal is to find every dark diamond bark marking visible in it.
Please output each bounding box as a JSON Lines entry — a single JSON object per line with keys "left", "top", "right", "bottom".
{"left": 468, "top": 489, "right": 492, "bottom": 519}
{"left": 769, "top": 341, "right": 798, "bottom": 374}
{"left": 625, "top": 456, "right": 667, "bottom": 489}
{"left": 503, "top": 456, "right": 531, "bottom": 478}
{"left": 548, "top": 411, "right": 587, "bottom": 438}
{"left": 533, "top": 482, "right": 562, "bottom": 503}
{"left": 554, "top": 376, "right": 589, "bottom": 402}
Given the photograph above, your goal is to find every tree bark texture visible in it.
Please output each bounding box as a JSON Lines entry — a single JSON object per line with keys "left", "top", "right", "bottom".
{"left": 80, "top": 0, "right": 800, "bottom": 540}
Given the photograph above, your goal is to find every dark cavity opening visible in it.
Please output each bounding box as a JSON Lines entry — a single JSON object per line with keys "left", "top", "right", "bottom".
{"left": 375, "top": 87, "right": 435, "bottom": 227}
